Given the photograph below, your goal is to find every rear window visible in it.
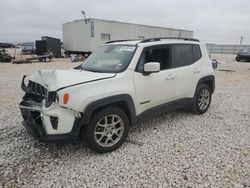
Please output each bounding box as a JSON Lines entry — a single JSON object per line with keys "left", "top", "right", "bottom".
{"left": 173, "top": 44, "right": 202, "bottom": 68}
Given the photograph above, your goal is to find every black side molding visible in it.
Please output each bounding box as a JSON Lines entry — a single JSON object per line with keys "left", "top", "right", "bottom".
{"left": 137, "top": 98, "right": 193, "bottom": 122}
{"left": 195, "top": 75, "right": 215, "bottom": 95}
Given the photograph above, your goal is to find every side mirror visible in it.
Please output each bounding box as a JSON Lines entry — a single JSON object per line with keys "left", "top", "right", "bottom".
{"left": 143, "top": 62, "right": 160, "bottom": 75}
{"left": 211, "top": 59, "right": 218, "bottom": 69}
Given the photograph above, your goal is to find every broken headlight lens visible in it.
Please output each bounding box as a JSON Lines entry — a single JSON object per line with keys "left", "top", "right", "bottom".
{"left": 56, "top": 93, "right": 59, "bottom": 103}
{"left": 45, "top": 92, "right": 57, "bottom": 107}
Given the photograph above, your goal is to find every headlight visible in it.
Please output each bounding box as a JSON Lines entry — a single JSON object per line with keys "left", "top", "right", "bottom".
{"left": 45, "top": 92, "right": 57, "bottom": 107}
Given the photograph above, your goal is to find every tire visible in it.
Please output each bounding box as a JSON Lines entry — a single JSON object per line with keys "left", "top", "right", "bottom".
{"left": 45, "top": 57, "right": 50, "bottom": 62}
{"left": 191, "top": 84, "right": 212, "bottom": 115}
{"left": 236, "top": 56, "right": 240, "bottom": 62}
{"left": 82, "top": 107, "right": 130, "bottom": 153}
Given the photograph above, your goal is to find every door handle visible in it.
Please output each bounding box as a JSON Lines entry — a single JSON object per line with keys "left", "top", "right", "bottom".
{"left": 193, "top": 68, "right": 201, "bottom": 73}
{"left": 165, "top": 74, "right": 176, "bottom": 80}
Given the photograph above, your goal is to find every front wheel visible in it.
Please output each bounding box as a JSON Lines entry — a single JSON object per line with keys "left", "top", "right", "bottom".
{"left": 82, "top": 107, "right": 130, "bottom": 153}
{"left": 236, "top": 56, "right": 240, "bottom": 62}
{"left": 191, "top": 84, "right": 212, "bottom": 114}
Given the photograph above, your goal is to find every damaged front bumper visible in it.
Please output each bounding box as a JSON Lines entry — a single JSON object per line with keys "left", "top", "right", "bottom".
{"left": 19, "top": 76, "right": 83, "bottom": 143}
{"left": 19, "top": 100, "right": 82, "bottom": 143}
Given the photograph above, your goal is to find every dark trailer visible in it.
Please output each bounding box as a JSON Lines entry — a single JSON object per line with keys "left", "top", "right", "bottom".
{"left": 0, "top": 43, "right": 14, "bottom": 48}
{"left": 36, "top": 36, "right": 61, "bottom": 57}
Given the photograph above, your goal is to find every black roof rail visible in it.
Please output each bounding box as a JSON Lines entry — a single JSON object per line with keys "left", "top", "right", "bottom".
{"left": 139, "top": 37, "right": 200, "bottom": 43}
{"left": 105, "top": 39, "right": 139, "bottom": 44}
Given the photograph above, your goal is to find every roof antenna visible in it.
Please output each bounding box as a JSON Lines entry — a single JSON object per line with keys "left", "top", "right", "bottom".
{"left": 240, "top": 36, "right": 243, "bottom": 45}
{"left": 81, "top": 10, "right": 88, "bottom": 24}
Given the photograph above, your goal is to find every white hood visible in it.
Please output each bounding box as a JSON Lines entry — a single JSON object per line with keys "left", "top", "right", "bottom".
{"left": 27, "top": 69, "right": 116, "bottom": 91}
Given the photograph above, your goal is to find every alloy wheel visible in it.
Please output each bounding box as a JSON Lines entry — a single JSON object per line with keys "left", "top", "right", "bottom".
{"left": 94, "top": 114, "right": 124, "bottom": 147}
{"left": 198, "top": 89, "right": 210, "bottom": 111}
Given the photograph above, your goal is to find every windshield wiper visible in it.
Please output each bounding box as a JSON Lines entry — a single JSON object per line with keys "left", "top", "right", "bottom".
{"left": 84, "top": 68, "right": 103, "bottom": 73}
{"left": 73, "top": 65, "right": 83, "bottom": 70}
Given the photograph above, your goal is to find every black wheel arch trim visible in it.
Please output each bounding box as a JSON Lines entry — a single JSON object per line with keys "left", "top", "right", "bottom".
{"left": 194, "top": 75, "right": 215, "bottom": 97}
{"left": 81, "top": 94, "right": 137, "bottom": 126}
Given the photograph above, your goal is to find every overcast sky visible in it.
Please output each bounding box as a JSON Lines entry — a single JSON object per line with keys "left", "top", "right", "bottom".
{"left": 1, "top": 0, "right": 250, "bottom": 44}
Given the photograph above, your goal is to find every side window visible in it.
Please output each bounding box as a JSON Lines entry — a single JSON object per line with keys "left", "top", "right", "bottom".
{"left": 136, "top": 46, "right": 171, "bottom": 72}
{"left": 193, "top": 44, "right": 202, "bottom": 62}
{"left": 173, "top": 44, "right": 194, "bottom": 68}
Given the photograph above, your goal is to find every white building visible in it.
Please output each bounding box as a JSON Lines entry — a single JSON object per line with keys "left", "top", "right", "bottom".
{"left": 63, "top": 18, "right": 193, "bottom": 55}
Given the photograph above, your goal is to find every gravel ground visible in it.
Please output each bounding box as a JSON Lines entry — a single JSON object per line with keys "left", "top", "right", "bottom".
{"left": 0, "top": 55, "right": 250, "bottom": 187}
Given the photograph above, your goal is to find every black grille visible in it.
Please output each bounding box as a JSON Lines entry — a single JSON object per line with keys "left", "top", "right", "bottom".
{"left": 20, "top": 106, "right": 46, "bottom": 137}
{"left": 28, "top": 81, "right": 48, "bottom": 98}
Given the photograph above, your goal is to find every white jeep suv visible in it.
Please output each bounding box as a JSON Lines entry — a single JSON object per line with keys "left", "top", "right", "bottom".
{"left": 20, "top": 37, "right": 215, "bottom": 153}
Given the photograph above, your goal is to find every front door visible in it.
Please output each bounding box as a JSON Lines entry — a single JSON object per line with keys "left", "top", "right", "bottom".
{"left": 133, "top": 45, "right": 176, "bottom": 115}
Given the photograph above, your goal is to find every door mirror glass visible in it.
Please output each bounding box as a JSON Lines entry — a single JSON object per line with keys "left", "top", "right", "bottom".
{"left": 144, "top": 62, "right": 160, "bottom": 74}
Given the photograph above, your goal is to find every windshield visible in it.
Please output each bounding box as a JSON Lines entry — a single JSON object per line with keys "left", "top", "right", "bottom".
{"left": 241, "top": 48, "right": 250, "bottom": 53}
{"left": 81, "top": 45, "right": 136, "bottom": 73}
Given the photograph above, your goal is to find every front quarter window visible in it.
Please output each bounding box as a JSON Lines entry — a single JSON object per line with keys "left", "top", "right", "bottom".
{"left": 81, "top": 45, "right": 136, "bottom": 73}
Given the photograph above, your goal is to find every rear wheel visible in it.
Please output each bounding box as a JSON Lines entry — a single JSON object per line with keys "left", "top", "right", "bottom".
{"left": 192, "top": 84, "right": 212, "bottom": 114}
{"left": 82, "top": 107, "right": 130, "bottom": 153}
{"left": 45, "top": 57, "right": 50, "bottom": 62}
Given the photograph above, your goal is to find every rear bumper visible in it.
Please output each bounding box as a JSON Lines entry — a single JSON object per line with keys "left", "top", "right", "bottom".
{"left": 20, "top": 101, "right": 82, "bottom": 143}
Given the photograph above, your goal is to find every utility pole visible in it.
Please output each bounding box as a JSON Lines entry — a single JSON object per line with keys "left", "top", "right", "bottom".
{"left": 81, "top": 10, "right": 88, "bottom": 24}
{"left": 240, "top": 36, "right": 243, "bottom": 45}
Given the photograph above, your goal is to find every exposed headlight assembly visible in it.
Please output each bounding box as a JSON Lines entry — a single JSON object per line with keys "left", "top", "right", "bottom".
{"left": 45, "top": 92, "right": 57, "bottom": 107}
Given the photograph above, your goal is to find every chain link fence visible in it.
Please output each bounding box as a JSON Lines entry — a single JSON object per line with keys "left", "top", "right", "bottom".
{"left": 206, "top": 43, "right": 250, "bottom": 54}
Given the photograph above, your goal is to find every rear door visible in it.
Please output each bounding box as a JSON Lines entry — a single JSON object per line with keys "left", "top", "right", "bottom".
{"left": 172, "top": 44, "right": 202, "bottom": 100}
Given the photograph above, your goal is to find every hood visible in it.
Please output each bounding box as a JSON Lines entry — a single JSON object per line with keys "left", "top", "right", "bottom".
{"left": 27, "top": 69, "right": 116, "bottom": 91}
